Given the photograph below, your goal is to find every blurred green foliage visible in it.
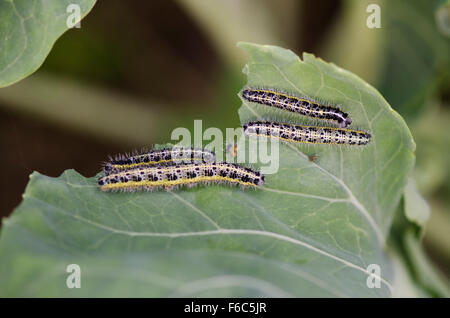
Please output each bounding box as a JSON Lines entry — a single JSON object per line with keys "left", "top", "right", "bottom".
{"left": 376, "top": 0, "right": 449, "bottom": 120}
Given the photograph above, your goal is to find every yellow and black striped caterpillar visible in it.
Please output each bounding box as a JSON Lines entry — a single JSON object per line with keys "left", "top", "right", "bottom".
{"left": 242, "top": 88, "right": 352, "bottom": 128}
{"left": 103, "top": 147, "right": 216, "bottom": 175}
{"left": 243, "top": 121, "right": 371, "bottom": 145}
{"left": 98, "top": 162, "right": 265, "bottom": 192}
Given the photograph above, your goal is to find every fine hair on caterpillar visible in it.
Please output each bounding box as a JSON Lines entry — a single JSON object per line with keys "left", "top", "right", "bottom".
{"left": 98, "top": 162, "right": 265, "bottom": 192}
{"left": 242, "top": 87, "right": 352, "bottom": 128}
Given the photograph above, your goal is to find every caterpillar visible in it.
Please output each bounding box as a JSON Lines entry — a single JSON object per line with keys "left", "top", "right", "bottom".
{"left": 243, "top": 121, "right": 371, "bottom": 145}
{"left": 103, "top": 147, "right": 216, "bottom": 175}
{"left": 98, "top": 162, "right": 265, "bottom": 192}
{"left": 242, "top": 88, "right": 352, "bottom": 128}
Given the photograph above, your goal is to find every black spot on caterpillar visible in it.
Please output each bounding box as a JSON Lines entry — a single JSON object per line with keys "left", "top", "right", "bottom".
{"left": 242, "top": 88, "right": 352, "bottom": 128}
{"left": 103, "top": 147, "right": 216, "bottom": 175}
{"left": 243, "top": 121, "right": 371, "bottom": 145}
{"left": 98, "top": 162, "right": 265, "bottom": 192}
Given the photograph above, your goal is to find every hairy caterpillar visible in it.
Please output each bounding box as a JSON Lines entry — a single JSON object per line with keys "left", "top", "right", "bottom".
{"left": 242, "top": 88, "right": 352, "bottom": 128}
{"left": 103, "top": 147, "right": 216, "bottom": 175}
{"left": 98, "top": 162, "right": 265, "bottom": 192}
{"left": 243, "top": 121, "right": 371, "bottom": 145}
